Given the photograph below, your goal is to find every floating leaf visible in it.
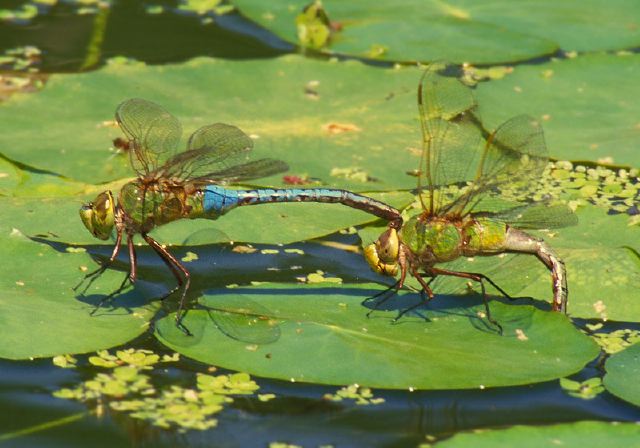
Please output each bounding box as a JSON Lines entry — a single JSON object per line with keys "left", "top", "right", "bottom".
{"left": 156, "top": 283, "right": 599, "bottom": 390}
{"left": 234, "top": 0, "right": 640, "bottom": 64}
{"left": 433, "top": 421, "right": 640, "bottom": 448}
{"left": 603, "top": 342, "right": 640, "bottom": 407}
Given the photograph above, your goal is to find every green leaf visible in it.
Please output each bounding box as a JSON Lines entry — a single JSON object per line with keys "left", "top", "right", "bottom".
{"left": 155, "top": 283, "right": 599, "bottom": 390}
{"left": 432, "top": 421, "right": 640, "bottom": 448}
{"left": 234, "top": 0, "right": 640, "bottom": 64}
{"left": 0, "top": 223, "right": 157, "bottom": 360}
{"left": 559, "top": 376, "right": 604, "bottom": 400}
{"left": 604, "top": 341, "right": 640, "bottom": 407}
{"left": 477, "top": 53, "right": 640, "bottom": 166}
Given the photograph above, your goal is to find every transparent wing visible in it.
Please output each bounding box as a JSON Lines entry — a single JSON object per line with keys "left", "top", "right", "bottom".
{"left": 157, "top": 123, "right": 288, "bottom": 184}
{"left": 115, "top": 98, "right": 182, "bottom": 177}
{"left": 443, "top": 114, "right": 549, "bottom": 217}
{"left": 191, "top": 159, "right": 289, "bottom": 184}
{"left": 484, "top": 203, "right": 578, "bottom": 230}
{"left": 416, "top": 65, "right": 552, "bottom": 218}
{"left": 417, "top": 64, "right": 484, "bottom": 215}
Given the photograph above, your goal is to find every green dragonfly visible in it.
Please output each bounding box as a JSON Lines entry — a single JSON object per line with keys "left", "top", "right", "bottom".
{"left": 364, "top": 65, "right": 577, "bottom": 331}
{"left": 78, "top": 98, "right": 401, "bottom": 334}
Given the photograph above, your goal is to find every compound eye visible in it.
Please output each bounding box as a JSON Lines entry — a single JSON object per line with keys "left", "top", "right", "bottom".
{"left": 375, "top": 228, "right": 399, "bottom": 263}
{"left": 94, "top": 192, "right": 112, "bottom": 215}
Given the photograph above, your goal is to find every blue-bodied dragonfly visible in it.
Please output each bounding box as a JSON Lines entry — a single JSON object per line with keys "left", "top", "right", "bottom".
{"left": 77, "top": 98, "right": 401, "bottom": 334}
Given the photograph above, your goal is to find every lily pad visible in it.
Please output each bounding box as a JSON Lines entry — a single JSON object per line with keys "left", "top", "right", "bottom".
{"left": 477, "top": 53, "right": 640, "bottom": 166}
{"left": 234, "top": 0, "right": 640, "bottom": 64}
{"left": 155, "top": 283, "right": 599, "bottom": 389}
{"left": 604, "top": 341, "right": 640, "bottom": 407}
{"left": 0, "top": 223, "right": 157, "bottom": 360}
{"left": 433, "top": 421, "right": 640, "bottom": 448}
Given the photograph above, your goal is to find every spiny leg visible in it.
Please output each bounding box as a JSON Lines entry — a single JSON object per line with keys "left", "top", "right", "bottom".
{"left": 90, "top": 234, "right": 136, "bottom": 315}
{"left": 74, "top": 229, "right": 123, "bottom": 294}
{"left": 142, "top": 233, "right": 192, "bottom": 336}
{"left": 428, "top": 267, "right": 503, "bottom": 334}
{"left": 394, "top": 266, "right": 436, "bottom": 321}
{"left": 146, "top": 240, "right": 184, "bottom": 301}
{"left": 448, "top": 269, "right": 512, "bottom": 300}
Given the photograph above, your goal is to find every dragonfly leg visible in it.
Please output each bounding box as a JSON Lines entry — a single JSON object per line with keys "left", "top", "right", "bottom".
{"left": 393, "top": 265, "right": 436, "bottom": 321}
{"left": 74, "top": 229, "right": 123, "bottom": 295}
{"left": 437, "top": 269, "right": 511, "bottom": 300}
{"left": 90, "top": 234, "right": 136, "bottom": 315}
{"left": 142, "top": 234, "right": 193, "bottom": 336}
{"left": 428, "top": 267, "right": 503, "bottom": 335}
{"left": 127, "top": 234, "right": 137, "bottom": 282}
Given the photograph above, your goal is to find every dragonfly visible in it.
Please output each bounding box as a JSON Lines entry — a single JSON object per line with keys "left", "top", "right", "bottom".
{"left": 78, "top": 98, "right": 401, "bottom": 334}
{"left": 363, "top": 64, "right": 577, "bottom": 332}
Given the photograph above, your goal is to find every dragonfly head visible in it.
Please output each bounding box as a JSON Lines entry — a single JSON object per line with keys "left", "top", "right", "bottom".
{"left": 79, "top": 191, "right": 116, "bottom": 240}
{"left": 364, "top": 228, "right": 399, "bottom": 276}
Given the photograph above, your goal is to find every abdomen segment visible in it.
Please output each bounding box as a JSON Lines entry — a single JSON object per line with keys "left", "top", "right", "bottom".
{"left": 202, "top": 185, "right": 401, "bottom": 224}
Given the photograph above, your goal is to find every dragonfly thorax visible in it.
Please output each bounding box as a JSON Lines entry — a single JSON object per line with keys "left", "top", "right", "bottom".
{"left": 400, "top": 215, "right": 465, "bottom": 264}
{"left": 117, "top": 180, "right": 204, "bottom": 233}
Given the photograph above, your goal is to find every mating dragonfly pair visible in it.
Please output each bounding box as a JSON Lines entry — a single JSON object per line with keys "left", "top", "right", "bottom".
{"left": 77, "top": 64, "right": 576, "bottom": 335}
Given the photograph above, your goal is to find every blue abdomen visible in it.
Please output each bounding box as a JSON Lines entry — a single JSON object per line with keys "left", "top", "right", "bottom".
{"left": 203, "top": 185, "right": 239, "bottom": 215}
{"left": 202, "top": 185, "right": 400, "bottom": 223}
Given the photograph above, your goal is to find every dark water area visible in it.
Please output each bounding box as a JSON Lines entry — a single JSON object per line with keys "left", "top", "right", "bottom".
{"left": 0, "top": 0, "right": 290, "bottom": 73}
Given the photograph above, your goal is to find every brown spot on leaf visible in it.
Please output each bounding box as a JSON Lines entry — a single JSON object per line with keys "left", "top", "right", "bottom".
{"left": 323, "top": 122, "right": 361, "bottom": 135}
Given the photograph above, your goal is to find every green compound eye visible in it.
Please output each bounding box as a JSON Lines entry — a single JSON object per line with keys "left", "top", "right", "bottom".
{"left": 364, "top": 228, "right": 399, "bottom": 277}
{"left": 79, "top": 191, "right": 115, "bottom": 240}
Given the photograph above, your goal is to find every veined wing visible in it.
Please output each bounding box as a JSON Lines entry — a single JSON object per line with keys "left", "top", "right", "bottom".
{"left": 116, "top": 98, "right": 182, "bottom": 177}
{"left": 442, "top": 114, "right": 549, "bottom": 217}
{"left": 156, "top": 122, "right": 288, "bottom": 184}
{"left": 417, "top": 64, "right": 485, "bottom": 216}
{"left": 481, "top": 203, "right": 578, "bottom": 230}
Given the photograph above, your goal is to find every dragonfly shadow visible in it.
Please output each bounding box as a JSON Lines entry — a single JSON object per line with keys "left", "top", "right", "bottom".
{"left": 158, "top": 291, "right": 284, "bottom": 348}
{"left": 76, "top": 289, "right": 149, "bottom": 317}
{"left": 29, "top": 236, "right": 551, "bottom": 337}
{"left": 362, "top": 290, "right": 548, "bottom": 335}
